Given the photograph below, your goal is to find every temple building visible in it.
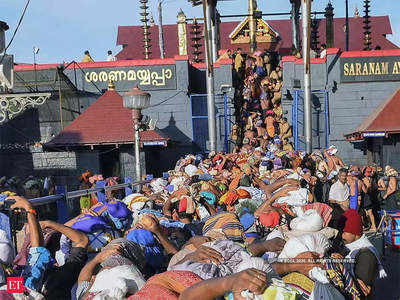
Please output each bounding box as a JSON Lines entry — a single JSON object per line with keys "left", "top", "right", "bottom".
{"left": 117, "top": 14, "right": 398, "bottom": 61}
{"left": 1, "top": 3, "right": 400, "bottom": 186}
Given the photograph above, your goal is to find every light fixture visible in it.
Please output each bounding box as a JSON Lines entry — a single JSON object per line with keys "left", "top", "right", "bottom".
{"left": 122, "top": 85, "right": 151, "bottom": 110}
{"left": 122, "top": 85, "right": 151, "bottom": 188}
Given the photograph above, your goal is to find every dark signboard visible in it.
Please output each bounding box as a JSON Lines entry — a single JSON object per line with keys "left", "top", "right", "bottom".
{"left": 340, "top": 56, "right": 400, "bottom": 83}
{"left": 83, "top": 64, "right": 177, "bottom": 91}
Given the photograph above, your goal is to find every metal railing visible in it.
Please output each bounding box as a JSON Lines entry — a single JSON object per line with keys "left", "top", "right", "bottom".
{"left": 26, "top": 178, "right": 149, "bottom": 225}
{"left": 29, "top": 181, "right": 147, "bottom": 206}
{"left": 1, "top": 178, "right": 148, "bottom": 251}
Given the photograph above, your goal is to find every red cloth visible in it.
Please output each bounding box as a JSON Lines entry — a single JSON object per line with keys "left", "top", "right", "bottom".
{"left": 259, "top": 210, "right": 280, "bottom": 227}
{"left": 212, "top": 154, "right": 223, "bottom": 164}
{"left": 178, "top": 197, "right": 187, "bottom": 213}
{"left": 272, "top": 203, "right": 295, "bottom": 217}
{"left": 128, "top": 270, "right": 202, "bottom": 300}
{"left": 226, "top": 191, "right": 239, "bottom": 206}
{"left": 343, "top": 209, "right": 363, "bottom": 236}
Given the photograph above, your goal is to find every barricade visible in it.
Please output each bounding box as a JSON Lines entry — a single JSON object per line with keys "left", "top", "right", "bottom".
{"left": 1, "top": 177, "right": 148, "bottom": 250}
{"left": 377, "top": 210, "right": 400, "bottom": 257}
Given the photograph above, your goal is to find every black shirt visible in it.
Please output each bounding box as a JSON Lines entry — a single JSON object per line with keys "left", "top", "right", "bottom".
{"left": 354, "top": 248, "right": 378, "bottom": 286}
{"left": 43, "top": 247, "right": 88, "bottom": 300}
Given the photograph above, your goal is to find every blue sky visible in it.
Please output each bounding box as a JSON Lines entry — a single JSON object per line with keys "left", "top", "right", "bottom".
{"left": 1, "top": 0, "right": 399, "bottom": 63}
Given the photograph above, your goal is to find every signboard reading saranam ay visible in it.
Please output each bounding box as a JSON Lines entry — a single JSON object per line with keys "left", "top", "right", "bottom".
{"left": 340, "top": 56, "right": 400, "bottom": 83}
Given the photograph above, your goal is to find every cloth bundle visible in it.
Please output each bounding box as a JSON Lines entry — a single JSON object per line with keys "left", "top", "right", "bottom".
{"left": 300, "top": 203, "right": 332, "bottom": 227}
{"left": 89, "top": 265, "right": 146, "bottom": 300}
{"left": 202, "top": 212, "right": 244, "bottom": 242}
{"left": 128, "top": 270, "right": 202, "bottom": 300}
{"left": 126, "top": 229, "right": 165, "bottom": 271}
{"left": 171, "top": 240, "right": 277, "bottom": 281}
{"left": 150, "top": 178, "right": 168, "bottom": 193}
{"left": 178, "top": 196, "right": 196, "bottom": 214}
{"left": 275, "top": 188, "right": 309, "bottom": 207}
{"left": 278, "top": 233, "right": 329, "bottom": 259}
{"left": 290, "top": 209, "right": 323, "bottom": 232}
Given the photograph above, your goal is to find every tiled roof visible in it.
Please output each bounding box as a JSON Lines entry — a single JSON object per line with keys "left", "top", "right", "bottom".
{"left": 116, "top": 16, "right": 398, "bottom": 61}
{"left": 47, "top": 90, "right": 169, "bottom": 146}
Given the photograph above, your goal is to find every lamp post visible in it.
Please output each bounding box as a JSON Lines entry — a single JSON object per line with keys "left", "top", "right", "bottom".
{"left": 122, "top": 85, "right": 151, "bottom": 187}
{"left": 302, "top": 0, "right": 312, "bottom": 153}
{"left": 345, "top": 0, "right": 349, "bottom": 51}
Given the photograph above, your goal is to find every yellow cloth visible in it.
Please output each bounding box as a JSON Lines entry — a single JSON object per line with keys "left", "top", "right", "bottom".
{"left": 80, "top": 195, "right": 91, "bottom": 210}
{"left": 234, "top": 53, "right": 244, "bottom": 72}
{"left": 82, "top": 54, "right": 94, "bottom": 63}
{"left": 262, "top": 285, "right": 298, "bottom": 300}
{"left": 267, "top": 126, "right": 275, "bottom": 138}
{"left": 282, "top": 272, "right": 315, "bottom": 294}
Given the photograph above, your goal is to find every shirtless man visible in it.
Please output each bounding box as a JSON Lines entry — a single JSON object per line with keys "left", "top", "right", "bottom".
{"left": 347, "top": 166, "right": 367, "bottom": 210}
{"left": 279, "top": 118, "right": 292, "bottom": 140}
{"left": 265, "top": 111, "right": 276, "bottom": 138}
{"left": 324, "top": 145, "right": 345, "bottom": 175}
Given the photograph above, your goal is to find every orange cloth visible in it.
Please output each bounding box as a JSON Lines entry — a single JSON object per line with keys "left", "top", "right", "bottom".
{"left": 229, "top": 173, "right": 242, "bottom": 191}
{"left": 259, "top": 211, "right": 280, "bottom": 227}
{"left": 225, "top": 191, "right": 239, "bottom": 206}
{"left": 237, "top": 189, "right": 251, "bottom": 199}
{"left": 129, "top": 271, "right": 202, "bottom": 300}
{"left": 267, "top": 126, "right": 275, "bottom": 138}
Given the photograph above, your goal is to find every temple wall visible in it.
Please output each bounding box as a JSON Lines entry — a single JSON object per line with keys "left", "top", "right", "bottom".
{"left": 0, "top": 57, "right": 235, "bottom": 189}
{"left": 282, "top": 49, "right": 400, "bottom": 165}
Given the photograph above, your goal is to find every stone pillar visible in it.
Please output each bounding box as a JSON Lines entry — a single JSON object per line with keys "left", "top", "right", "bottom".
{"left": 249, "top": 0, "right": 257, "bottom": 53}
{"left": 177, "top": 10, "right": 188, "bottom": 56}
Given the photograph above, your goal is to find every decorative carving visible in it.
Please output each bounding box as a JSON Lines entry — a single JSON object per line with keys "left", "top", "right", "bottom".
{"left": 190, "top": 18, "right": 202, "bottom": 62}
{"left": 354, "top": 5, "right": 360, "bottom": 18}
{"left": 177, "top": 9, "right": 188, "bottom": 56}
{"left": 229, "top": 17, "right": 279, "bottom": 45}
{"left": 363, "top": 0, "right": 372, "bottom": 51}
{"left": 324, "top": 2, "right": 335, "bottom": 48}
{"left": 311, "top": 18, "right": 319, "bottom": 51}
{"left": 0, "top": 93, "right": 51, "bottom": 124}
{"left": 140, "top": 0, "right": 152, "bottom": 59}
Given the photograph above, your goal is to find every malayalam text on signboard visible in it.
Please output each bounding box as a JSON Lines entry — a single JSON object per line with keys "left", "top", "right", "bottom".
{"left": 83, "top": 65, "right": 177, "bottom": 91}
{"left": 340, "top": 56, "right": 400, "bottom": 83}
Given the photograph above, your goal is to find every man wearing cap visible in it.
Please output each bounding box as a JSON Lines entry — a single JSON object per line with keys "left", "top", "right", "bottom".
{"left": 332, "top": 209, "right": 386, "bottom": 298}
